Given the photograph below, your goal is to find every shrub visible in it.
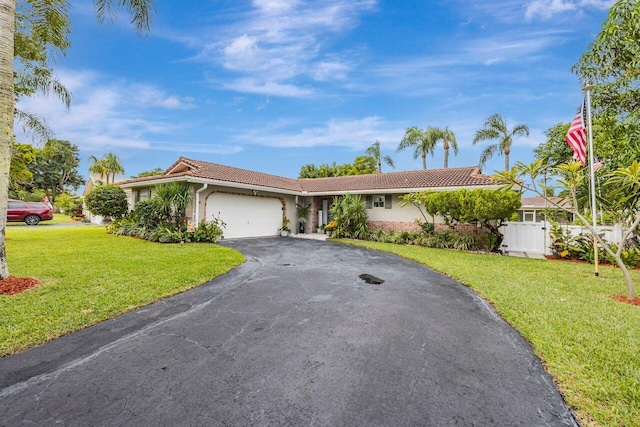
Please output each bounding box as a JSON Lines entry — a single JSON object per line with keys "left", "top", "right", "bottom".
{"left": 133, "top": 199, "right": 164, "bottom": 230}
{"left": 55, "top": 193, "right": 77, "bottom": 214}
{"left": 71, "top": 202, "right": 84, "bottom": 219}
{"left": 157, "top": 228, "right": 183, "bottom": 243}
{"left": 188, "top": 219, "right": 226, "bottom": 243}
{"left": 85, "top": 185, "right": 129, "bottom": 220}
{"left": 329, "top": 194, "right": 369, "bottom": 239}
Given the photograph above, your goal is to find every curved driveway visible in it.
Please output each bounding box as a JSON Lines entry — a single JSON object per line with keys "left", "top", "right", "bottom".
{"left": 0, "top": 238, "right": 576, "bottom": 426}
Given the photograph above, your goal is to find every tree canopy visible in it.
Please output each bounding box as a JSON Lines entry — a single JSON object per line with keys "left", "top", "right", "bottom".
{"left": 298, "top": 156, "right": 377, "bottom": 178}
{"left": 573, "top": 0, "right": 640, "bottom": 115}
{"left": 28, "top": 139, "right": 84, "bottom": 202}
{"left": 9, "top": 141, "right": 36, "bottom": 197}
{"left": 132, "top": 167, "right": 164, "bottom": 178}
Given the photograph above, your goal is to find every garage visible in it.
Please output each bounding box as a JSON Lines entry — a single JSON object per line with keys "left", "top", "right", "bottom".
{"left": 206, "top": 193, "right": 283, "bottom": 239}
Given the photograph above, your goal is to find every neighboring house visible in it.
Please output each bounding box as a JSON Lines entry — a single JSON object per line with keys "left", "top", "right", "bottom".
{"left": 82, "top": 174, "right": 128, "bottom": 224}
{"left": 118, "top": 157, "right": 500, "bottom": 239}
{"left": 517, "top": 197, "right": 574, "bottom": 224}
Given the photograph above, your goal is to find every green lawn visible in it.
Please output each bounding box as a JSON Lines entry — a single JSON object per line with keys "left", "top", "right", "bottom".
{"left": 7, "top": 213, "right": 78, "bottom": 226}
{"left": 338, "top": 239, "right": 640, "bottom": 427}
{"left": 1, "top": 226, "right": 244, "bottom": 356}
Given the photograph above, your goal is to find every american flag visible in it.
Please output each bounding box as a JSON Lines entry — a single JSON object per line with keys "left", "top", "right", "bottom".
{"left": 566, "top": 100, "right": 587, "bottom": 165}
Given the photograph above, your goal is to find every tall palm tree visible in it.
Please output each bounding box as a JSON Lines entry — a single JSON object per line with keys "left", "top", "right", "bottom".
{"left": 103, "top": 152, "right": 125, "bottom": 183}
{"left": 397, "top": 127, "right": 438, "bottom": 170}
{"left": 473, "top": 114, "right": 529, "bottom": 171}
{"left": 366, "top": 140, "right": 395, "bottom": 173}
{"left": 89, "top": 153, "right": 125, "bottom": 184}
{"left": 432, "top": 127, "right": 458, "bottom": 168}
{"left": 0, "top": 0, "right": 155, "bottom": 279}
{"left": 88, "top": 155, "right": 108, "bottom": 183}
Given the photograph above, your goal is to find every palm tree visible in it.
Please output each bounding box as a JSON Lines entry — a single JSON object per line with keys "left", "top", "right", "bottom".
{"left": 103, "top": 153, "right": 125, "bottom": 183}
{"left": 432, "top": 127, "right": 458, "bottom": 168}
{"left": 473, "top": 114, "right": 529, "bottom": 171}
{"left": 0, "top": 0, "right": 155, "bottom": 279}
{"left": 366, "top": 140, "right": 395, "bottom": 173}
{"left": 88, "top": 155, "right": 108, "bottom": 183}
{"left": 397, "top": 127, "right": 438, "bottom": 170}
{"left": 89, "top": 153, "right": 125, "bottom": 184}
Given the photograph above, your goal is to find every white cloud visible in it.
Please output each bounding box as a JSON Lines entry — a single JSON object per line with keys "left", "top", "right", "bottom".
{"left": 312, "top": 61, "right": 352, "bottom": 81}
{"left": 14, "top": 69, "right": 196, "bottom": 151}
{"left": 233, "top": 116, "right": 403, "bottom": 149}
{"left": 456, "top": 0, "right": 612, "bottom": 23}
{"left": 133, "top": 85, "right": 197, "bottom": 110}
{"left": 191, "top": 0, "right": 375, "bottom": 96}
{"left": 252, "top": 0, "right": 299, "bottom": 13}
{"left": 223, "top": 78, "right": 315, "bottom": 97}
{"left": 525, "top": 0, "right": 614, "bottom": 20}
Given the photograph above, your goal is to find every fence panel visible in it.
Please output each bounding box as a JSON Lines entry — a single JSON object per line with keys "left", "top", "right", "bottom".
{"left": 501, "top": 222, "right": 625, "bottom": 257}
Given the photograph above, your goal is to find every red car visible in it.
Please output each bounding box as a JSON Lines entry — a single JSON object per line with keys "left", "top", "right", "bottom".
{"left": 7, "top": 200, "right": 54, "bottom": 225}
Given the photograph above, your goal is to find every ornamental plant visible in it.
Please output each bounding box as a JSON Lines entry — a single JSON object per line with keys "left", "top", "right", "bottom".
{"left": 85, "top": 185, "right": 129, "bottom": 220}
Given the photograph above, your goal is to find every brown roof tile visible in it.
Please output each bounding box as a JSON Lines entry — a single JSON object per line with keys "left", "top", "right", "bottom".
{"left": 299, "top": 167, "right": 495, "bottom": 192}
{"left": 120, "top": 157, "right": 497, "bottom": 193}
{"left": 521, "top": 196, "right": 570, "bottom": 208}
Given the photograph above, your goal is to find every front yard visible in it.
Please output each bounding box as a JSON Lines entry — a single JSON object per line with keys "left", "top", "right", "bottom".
{"left": 339, "top": 239, "right": 640, "bottom": 427}
{"left": 0, "top": 226, "right": 244, "bottom": 356}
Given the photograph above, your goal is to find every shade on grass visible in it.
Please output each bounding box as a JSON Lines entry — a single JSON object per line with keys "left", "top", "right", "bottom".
{"left": 1, "top": 226, "right": 244, "bottom": 356}
{"left": 339, "top": 240, "right": 640, "bottom": 427}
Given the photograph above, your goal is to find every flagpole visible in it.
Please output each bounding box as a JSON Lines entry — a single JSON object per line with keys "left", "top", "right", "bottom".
{"left": 583, "top": 83, "right": 599, "bottom": 277}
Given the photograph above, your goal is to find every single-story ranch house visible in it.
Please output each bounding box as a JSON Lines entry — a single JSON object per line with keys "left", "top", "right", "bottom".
{"left": 118, "top": 157, "right": 501, "bottom": 239}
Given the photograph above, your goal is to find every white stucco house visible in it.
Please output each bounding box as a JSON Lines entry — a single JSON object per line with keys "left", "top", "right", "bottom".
{"left": 117, "top": 157, "right": 500, "bottom": 239}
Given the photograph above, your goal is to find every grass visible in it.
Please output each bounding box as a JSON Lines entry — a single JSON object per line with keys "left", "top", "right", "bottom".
{"left": 6, "top": 213, "right": 78, "bottom": 226}
{"left": 337, "top": 239, "right": 640, "bottom": 427}
{"left": 1, "top": 226, "right": 245, "bottom": 356}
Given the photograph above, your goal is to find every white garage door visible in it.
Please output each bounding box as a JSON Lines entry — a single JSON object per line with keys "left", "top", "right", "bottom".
{"left": 206, "top": 193, "right": 282, "bottom": 239}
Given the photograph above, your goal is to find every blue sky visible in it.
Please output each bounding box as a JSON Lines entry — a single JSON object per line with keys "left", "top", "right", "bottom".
{"left": 16, "top": 0, "right": 613, "bottom": 182}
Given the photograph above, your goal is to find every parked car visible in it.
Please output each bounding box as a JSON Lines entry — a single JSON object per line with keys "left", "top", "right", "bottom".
{"left": 6, "top": 200, "right": 54, "bottom": 225}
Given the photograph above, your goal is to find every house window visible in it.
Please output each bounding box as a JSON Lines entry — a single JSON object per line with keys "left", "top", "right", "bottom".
{"left": 373, "top": 196, "right": 385, "bottom": 208}
{"left": 136, "top": 189, "right": 151, "bottom": 203}
{"left": 523, "top": 210, "right": 535, "bottom": 222}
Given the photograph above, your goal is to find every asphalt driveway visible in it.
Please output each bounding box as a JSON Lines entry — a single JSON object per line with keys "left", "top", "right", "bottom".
{"left": 0, "top": 237, "right": 576, "bottom": 426}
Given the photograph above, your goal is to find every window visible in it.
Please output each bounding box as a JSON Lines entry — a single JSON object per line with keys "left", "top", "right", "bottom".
{"left": 523, "top": 210, "right": 535, "bottom": 222}
{"left": 136, "top": 189, "right": 151, "bottom": 203}
{"left": 373, "top": 195, "right": 385, "bottom": 208}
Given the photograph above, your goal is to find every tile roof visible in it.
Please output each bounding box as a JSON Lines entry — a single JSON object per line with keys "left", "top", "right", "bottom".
{"left": 521, "top": 196, "right": 571, "bottom": 208}
{"left": 120, "top": 157, "right": 497, "bottom": 193}
{"left": 298, "top": 167, "right": 495, "bottom": 192}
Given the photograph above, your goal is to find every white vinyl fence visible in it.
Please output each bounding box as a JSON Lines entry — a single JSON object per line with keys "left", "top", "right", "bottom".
{"left": 501, "top": 222, "right": 624, "bottom": 257}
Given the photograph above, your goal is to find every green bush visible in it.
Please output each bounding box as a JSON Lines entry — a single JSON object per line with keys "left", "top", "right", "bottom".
{"left": 133, "top": 199, "right": 164, "bottom": 230}
{"left": 329, "top": 194, "right": 369, "bottom": 239}
{"left": 54, "top": 193, "right": 77, "bottom": 214}
{"left": 365, "top": 229, "right": 480, "bottom": 251}
{"left": 187, "top": 219, "right": 226, "bottom": 243}
{"left": 85, "top": 185, "right": 129, "bottom": 220}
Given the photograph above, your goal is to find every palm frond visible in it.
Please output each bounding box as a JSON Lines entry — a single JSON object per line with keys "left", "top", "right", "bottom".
{"left": 479, "top": 144, "right": 498, "bottom": 168}
{"left": 473, "top": 128, "right": 500, "bottom": 144}
{"left": 383, "top": 155, "right": 395, "bottom": 168}
{"left": 94, "top": 0, "right": 156, "bottom": 35}
{"left": 511, "top": 124, "right": 530, "bottom": 138}
{"left": 15, "top": 71, "right": 71, "bottom": 109}
{"left": 14, "top": 108, "right": 53, "bottom": 143}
